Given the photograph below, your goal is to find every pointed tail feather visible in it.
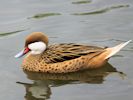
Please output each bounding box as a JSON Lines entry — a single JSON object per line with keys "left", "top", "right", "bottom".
{"left": 105, "top": 40, "right": 132, "bottom": 59}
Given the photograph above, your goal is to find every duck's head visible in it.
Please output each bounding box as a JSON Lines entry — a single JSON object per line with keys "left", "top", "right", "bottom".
{"left": 15, "top": 32, "right": 48, "bottom": 58}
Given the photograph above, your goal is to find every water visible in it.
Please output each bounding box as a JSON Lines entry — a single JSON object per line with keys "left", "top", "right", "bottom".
{"left": 0, "top": 0, "right": 133, "bottom": 100}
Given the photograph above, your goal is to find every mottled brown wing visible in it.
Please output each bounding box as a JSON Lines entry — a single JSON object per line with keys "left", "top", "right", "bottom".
{"left": 40, "top": 43, "right": 105, "bottom": 63}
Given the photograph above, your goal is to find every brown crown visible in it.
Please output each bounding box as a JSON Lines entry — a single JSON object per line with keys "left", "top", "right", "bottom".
{"left": 25, "top": 32, "right": 49, "bottom": 47}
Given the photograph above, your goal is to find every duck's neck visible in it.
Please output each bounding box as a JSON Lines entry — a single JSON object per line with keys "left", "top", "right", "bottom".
{"left": 22, "top": 54, "right": 47, "bottom": 71}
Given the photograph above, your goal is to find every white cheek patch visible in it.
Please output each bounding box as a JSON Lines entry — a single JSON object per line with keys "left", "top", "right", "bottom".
{"left": 31, "top": 50, "right": 42, "bottom": 55}
{"left": 28, "top": 41, "right": 46, "bottom": 55}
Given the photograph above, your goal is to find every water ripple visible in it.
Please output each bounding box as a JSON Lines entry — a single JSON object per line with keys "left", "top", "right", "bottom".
{"left": 72, "top": 0, "right": 92, "bottom": 4}
{"left": 72, "top": 5, "right": 129, "bottom": 15}
{"left": 0, "top": 30, "right": 25, "bottom": 37}
{"left": 28, "top": 13, "right": 61, "bottom": 19}
{"left": 93, "top": 38, "right": 132, "bottom": 43}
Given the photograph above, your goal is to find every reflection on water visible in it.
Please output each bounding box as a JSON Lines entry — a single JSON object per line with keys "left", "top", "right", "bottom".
{"left": 28, "top": 13, "right": 61, "bottom": 19}
{"left": 17, "top": 63, "right": 124, "bottom": 100}
{"left": 72, "top": 0, "right": 92, "bottom": 4}
{"left": 73, "top": 5, "right": 129, "bottom": 15}
{"left": 0, "top": 30, "right": 25, "bottom": 37}
{"left": 17, "top": 81, "right": 51, "bottom": 100}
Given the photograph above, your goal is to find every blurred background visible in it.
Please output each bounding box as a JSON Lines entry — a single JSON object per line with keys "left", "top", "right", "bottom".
{"left": 0, "top": 0, "right": 133, "bottom": 100}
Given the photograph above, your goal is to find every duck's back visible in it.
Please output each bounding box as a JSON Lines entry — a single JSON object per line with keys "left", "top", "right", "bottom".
{"left": 40, "top": 43, "right": 105, "bottom": 64}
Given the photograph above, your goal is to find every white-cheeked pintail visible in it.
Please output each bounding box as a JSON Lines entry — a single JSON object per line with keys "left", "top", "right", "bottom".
{"left": 15, "top": 32, "right": 132, "bottom": 73}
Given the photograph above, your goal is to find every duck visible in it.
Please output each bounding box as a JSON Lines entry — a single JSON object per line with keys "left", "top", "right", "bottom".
{"left": 15, "top": 32, "right": 131, "bottom": 73}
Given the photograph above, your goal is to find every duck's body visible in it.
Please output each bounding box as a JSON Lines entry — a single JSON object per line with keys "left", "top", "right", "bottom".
{"left": 15, "top": 32, "right": 131, "bottom": 73}
{"left": 23, "top": 43, "right": 106, "bottom": 73}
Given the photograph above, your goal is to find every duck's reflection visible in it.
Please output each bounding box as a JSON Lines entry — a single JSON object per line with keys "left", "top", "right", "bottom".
{"left": 17, "top": 81, "right": 51, "bottom": 100}
{"left": 17, "top": 63, "right": 124, "bottom": 100}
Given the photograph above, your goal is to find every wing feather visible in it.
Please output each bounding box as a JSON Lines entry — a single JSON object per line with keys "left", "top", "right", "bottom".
{"left": 40, "top": 43, "right": 104, "bottom": 63}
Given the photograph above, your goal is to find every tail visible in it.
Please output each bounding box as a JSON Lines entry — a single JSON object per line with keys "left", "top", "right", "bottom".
{"left": 105, "top": 40, "right": 132, "bottom": 59}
